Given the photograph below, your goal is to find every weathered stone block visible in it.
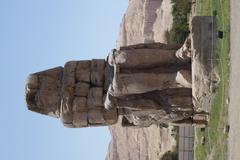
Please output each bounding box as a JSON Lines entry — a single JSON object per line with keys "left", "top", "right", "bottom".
{"left": 61, "top": 97, "right": 73, "bottom": 113}
{"left": 39, "top": 76, "right": 58, "bottom": 91}
{"left": 73, "top": 112, "right": 88, "bottom": 127}
{"left": 73, "top": 97, "right": 87, "bottom": 112}
{"left": 64, "top": 61, "right": 77, "bottom": 73}
{"left": 104, "top": 64, "right": 114, "bottom": 92}
{"left": 168, "top": 97, "right": 193, "bottom": 106}
{"left": 109, "top": 49, "right": 180, "bottom": 69}
{"left": 38, "top": 90, "right": 60, "bottom": 109}
{"left": 112, "top": 72, "right": 178, "bottom": 96}
{"left": 119, "top": 43, "right": 181, "bottom": 51}
{"left": 176, "top": 70, "right": 192, "bottom": 88}
{"left": 74, "top": 82, "right": 90, "bottom": 97}
{"left": 62, "top": 123, "right": 74, "bottom": 128}
{"left": 35, "top": 67, "right": 63, "bottom": 80}
{"left": 103, "top": 92, "right": 116, "bottom": 110}
{"left": 60, "top": 112, "right": 73, "bottom": 124}
{"left": 91, "top": 59, "right": 105, "bottom": 86}
{"left": 91, "top": 59, "right": 105, "bottom": 71}
{"left": 88, "top": 108, "right": 105, "bottom": 124}
{"left": 103, "top": 108, "right": 118, "bottom": 125}
{"left": 87, "top": 87, "right": 103, "bottom": 107}
{"left": 91, "top": 72, "right": 104, "bottom": 87}
{"left": 61, "top": 61, "right": 77, "bottom": 113}
{"left": 76, "top": 71, "right": 90, "bottom": 83}
{"left": 77, "top": 60, "right": 91, "bottom": 71}
{"left": 76, "top": 61, "right": 91, "bottom": 82}
{"left": 63, "top": 61, "right": 77, "bottom": 87}
{"left": 26, "top": 74, "right": 39, "bottom": 89}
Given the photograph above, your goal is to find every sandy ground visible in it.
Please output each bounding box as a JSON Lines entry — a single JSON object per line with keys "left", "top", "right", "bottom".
{"left": 228, "top": 0, "right": 240, "bottom": 160}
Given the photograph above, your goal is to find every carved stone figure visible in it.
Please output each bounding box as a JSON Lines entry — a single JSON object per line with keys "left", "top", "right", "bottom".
{"left": 25, "top": 41, "right": 208, "bottom": 128}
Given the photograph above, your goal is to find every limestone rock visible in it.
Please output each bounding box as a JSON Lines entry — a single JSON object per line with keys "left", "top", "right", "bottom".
{"left": 175, "top": 36, "right": 192, "bottom": 61}
{"left": 26, "top": 74, "right": 39, "bottom": 89}
{"left": 88, "top": 108, "right": 105, "bottom": 124}
{"left": 73, "top": 97, "right": 87, "bottom": 112}
{"left": 74, "top": 82, "right": 90, "bottom": 97}
{"left": 60, "top": 112, "right": 73, "bottom": 124}
{"left": 119, "top": 43, "right": 181, "bottom": 51}
{"left": 37, "top": 90, "right": 60, "bottom": 110}
{"left": 91, "top": 59, "right": 105, "bottom": 86}
{"left": 61, "top": 62, "right": 77, "bottom": 116}
{"left": 112, "top": 72, "right": 178, "bottom": 96}
{"left": 39, "top": 76, "right": 58, "bottom": 91}
{"left": 61, "top": 97, "right": 73, "bottom": 118}
{"left": 87, "top": 87, "right": 103, "bottom": 107}
{"left": 76, "top": 61, "right": 91, "bottom": 82}
{"left": 176, "top": 70, "right": 192, "bottom": 88}
{"left": 73, "top": 112, "right": 88, "bottom": 127}
{"left": 103, "top": 108, "right": 118, "bottom": 125}
{"left": 38, "top": 66, "right": 63, "bottom": 79}
{"left": 62, "top": 123, "right": 74, "bottom": 128}
{"left": 168, "top": 96, "right": 193, "bottom": 106}
{"left": 63, "top": 61, "right": 77, "bottom": 87}
{"left": 104, "top": 92, "right": 116, "bottom": 110}
{"left": 111, "top": 49, "right": 180, "bottom": 69}
{"left": 104, "top": 64, "right": 114, "bottom": 92}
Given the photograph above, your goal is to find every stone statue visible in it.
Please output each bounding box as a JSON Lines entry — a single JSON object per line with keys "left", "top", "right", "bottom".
{"left": 25, "top": 42, "right": 208, "bottom": 128}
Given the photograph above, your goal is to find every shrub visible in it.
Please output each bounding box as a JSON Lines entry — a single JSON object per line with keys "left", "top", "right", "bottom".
{"left": 169, "top": 0, "right": 191, "bottom": 44}
{"left": 160, "top": 151, "right": 178, "bottom": 160}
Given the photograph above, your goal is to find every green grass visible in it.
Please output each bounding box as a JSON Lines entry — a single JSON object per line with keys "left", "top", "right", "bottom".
{"left": 194, "top": 0, "right": 230, "bottom": 160}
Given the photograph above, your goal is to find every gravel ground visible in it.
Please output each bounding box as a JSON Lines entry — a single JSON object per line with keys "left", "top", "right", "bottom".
{"left": 228, "top": 0, "right": 240, "bottom": 160}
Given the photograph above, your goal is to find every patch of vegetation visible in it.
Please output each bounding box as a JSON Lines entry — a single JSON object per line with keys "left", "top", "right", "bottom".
{"left": 194, "top": 0, "right": 230, "bottom": 160}
{"left": 167, "top": 0, "right": 191, "bottom": 44}
{"left": 160, "top": 150, "right": 178, "bottom": 160}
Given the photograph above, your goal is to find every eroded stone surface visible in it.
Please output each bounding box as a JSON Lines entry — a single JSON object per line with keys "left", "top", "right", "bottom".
{"left": 76, "top": 60, "right": 91, "bottom": 83}
{"left": 91, "top": 59, "right": 105, "bottom": 87}
{"left": 25, "top": 35, "right": 211, "bottom": 129}
{"left": 74, "top": 82, "right": 90, "bottom": 97}
{"left": 87, "top": 87, "right": 103, "bottom": 107}
{"left": 26, "top": 42, "right": 201, "bottom": 129}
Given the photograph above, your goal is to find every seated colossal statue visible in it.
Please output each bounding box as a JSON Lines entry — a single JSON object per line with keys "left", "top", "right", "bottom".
{"left": 25, "top": 42, "right": 208, "bottom": 128}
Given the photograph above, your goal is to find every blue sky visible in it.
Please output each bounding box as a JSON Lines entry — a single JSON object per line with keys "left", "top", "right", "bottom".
{"left": 0, "top": 1, "right": 128, "bottom": 160}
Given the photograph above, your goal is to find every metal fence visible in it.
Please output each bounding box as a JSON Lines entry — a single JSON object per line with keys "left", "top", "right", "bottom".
{"left": 178, "top": 126, "right": 194, "bottom": 160}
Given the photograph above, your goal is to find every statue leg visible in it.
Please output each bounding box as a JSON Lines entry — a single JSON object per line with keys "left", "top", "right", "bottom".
{"left": 119, "top": 43, "right": 182, "bottom": 51}
{"left": 111, "top": 72, "right": 181, "bottom": 96}
{"left": 108, "top": 47, "right": 188, "bottom": 69}
{"left": 112, "top": 90, "right": 194, "bottom": 112}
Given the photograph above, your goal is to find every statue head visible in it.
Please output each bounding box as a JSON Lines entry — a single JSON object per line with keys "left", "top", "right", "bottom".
{"left": 25, "top": 67, "right": 63, "bottom": 118}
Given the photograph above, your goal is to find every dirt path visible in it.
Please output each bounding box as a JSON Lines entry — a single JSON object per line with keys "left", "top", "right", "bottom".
{"left": 228, "top": 0, "right": 240, "bottom": 160}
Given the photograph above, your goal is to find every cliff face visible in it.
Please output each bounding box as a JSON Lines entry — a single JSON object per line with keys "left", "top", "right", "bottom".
{"left": 106, "top": 0, "right": 175, "bottom": 160}
{"left": 117, "top": 0, "right": 173, "bottom": 48}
